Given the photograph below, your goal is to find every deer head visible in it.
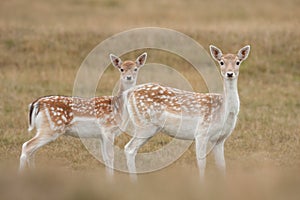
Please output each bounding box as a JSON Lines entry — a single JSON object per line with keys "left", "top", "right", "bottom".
{"left": 109, "top": 52, "right": 147, "bottom": 85}
{"left": 210, "top": 45, "right": 250, "bottom": 80}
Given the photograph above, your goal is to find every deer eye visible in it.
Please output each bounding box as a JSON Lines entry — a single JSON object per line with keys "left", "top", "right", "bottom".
{"left": 236, "top": 61, "right": 240, "bottom": 65}
{"left": 120, "top": 68, "right": 124, "bottom": 72}
{"left": 220, "top": 61, "right": 224, "bottom": 66}
{"left": 134, "top": 68, "right": 138, "bottom": 71}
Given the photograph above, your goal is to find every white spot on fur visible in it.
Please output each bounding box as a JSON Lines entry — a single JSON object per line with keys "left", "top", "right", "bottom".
{"left": 62, "top": 115, "right": 67, "bottom": 122}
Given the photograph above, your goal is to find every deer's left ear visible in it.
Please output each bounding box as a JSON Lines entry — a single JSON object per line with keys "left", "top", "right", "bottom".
{"left": 110, "top": 54, "right": 122, "bottom": 69}
{"left": 135, "top": 52, "right": 147, "bottom": 67}
{"left": 210, "top": 45, "right": 223, "bottom": 61}
{"left": 237, "top": 45, "right": 250, "bottom": 61}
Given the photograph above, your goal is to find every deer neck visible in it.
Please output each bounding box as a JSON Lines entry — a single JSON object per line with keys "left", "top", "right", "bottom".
{"left": 114, "top": 79, "right": 136, "bottom": 112}
{"left": 223, "top": 78, "right": 240, "bottom": 115}
{"left": 117, "top": 80, "right": 136, "bottom": 96}
{"left": 113, "top": 79, "right": 136, "bottom": 130}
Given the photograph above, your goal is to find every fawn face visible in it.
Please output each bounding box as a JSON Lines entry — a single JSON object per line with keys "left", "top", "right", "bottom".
{"left": 210, "top": 45, "right": 250, "bottom": 80}
{"left": 110, "top": 53, "right": 147, "bottom": 84}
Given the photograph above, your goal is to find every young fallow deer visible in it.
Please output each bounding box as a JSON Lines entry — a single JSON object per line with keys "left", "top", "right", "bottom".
{"left": 120, "top": 45, "right": 250, "bottom": 179}
{"left": 19, "top": 52, "right": 147, "bottom": 174}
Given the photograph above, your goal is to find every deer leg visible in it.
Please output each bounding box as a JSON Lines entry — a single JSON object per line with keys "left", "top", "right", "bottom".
{"left": 99, "top": 136, "right": 112, "bottom": 175}
{"left": 19, "top": 142, "right": 29, "bottom": 171}
{"left": 124, "top": 126, "right": 158, "bottom": 181}
{"left": 19, "top": 130, "right": 60, "bottom": 172}
{"left": 124, "top": 137, "right": 150, "bottom": 173}
{"left": 213, "top": 140, "right": 226, "bottom": 176}
{"left": 102, "top": 130, "right": 116, "bottom": 177}
{"left": 195, "top": 134, "right": 209, "bottom": 181}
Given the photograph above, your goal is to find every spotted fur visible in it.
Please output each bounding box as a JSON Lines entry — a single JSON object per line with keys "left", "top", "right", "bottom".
{"left": 19, "top": 52, "right": 148, "bottom": 174}
{"left": 122, "top": 45, "right": 250, "bottom": 180}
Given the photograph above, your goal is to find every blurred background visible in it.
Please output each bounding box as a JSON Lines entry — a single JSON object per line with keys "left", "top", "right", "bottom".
{"left": 0, "top": 0, "right": 299, "bottom": 199}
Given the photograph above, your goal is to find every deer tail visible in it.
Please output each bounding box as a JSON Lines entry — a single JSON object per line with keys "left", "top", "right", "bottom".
{"left": 28, "top": 100, "right": 40, "bottom": 132}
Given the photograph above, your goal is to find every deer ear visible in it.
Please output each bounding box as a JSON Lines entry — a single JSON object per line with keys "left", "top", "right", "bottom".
{"left": 135, "top": 52, "right": 147, "bottom": 67}
{"left": 209, "top": 45, "right": 223, "bottom": 61}
{"left": 110, "top": 54, "right": 122, "bottom": 69}
{"left": 237, "top": 45, "right": 250, "bottom": 61}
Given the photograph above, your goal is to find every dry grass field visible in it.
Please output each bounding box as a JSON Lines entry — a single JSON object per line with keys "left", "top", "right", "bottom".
{"left": 0, "top": 0, "right": 300, "bottom": 199}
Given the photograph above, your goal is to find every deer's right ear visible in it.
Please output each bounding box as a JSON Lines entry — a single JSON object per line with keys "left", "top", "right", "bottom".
{"left": 135, "top": 52, "right": 147, "bottom": 67}
{"left": 237, "top": 45, "right": 250, "bottom": 61}
{"left": 209, "top": 45, "right": 223, "bottom": 61}
{"left": 110, "top": 54, "right": 122, "bottom": 69}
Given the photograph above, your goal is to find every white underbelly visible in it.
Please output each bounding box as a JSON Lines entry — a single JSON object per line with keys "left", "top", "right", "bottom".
{"left": 65, "top": 117, "right": 102, "bottom": 138}
{"left": 159, "top": 112, "right": 205, "bottom": 140}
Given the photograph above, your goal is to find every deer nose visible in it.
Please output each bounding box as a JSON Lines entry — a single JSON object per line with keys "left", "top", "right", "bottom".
{"left": 126, "top": 76, "right": 132, "bottom": 80}
{"left": 226, "top": 72, "right": 234, "bottom": 78}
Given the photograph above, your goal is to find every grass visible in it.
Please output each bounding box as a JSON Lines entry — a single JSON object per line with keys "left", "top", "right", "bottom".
{"left": 0, "top": 0, "right": 300, "bottom": 199}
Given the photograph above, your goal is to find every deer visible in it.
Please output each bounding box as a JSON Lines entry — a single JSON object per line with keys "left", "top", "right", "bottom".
{"left": 119, "top": 45, "right": 250, "bottom": 180}
{"left": 19, "top": 52, "right": 148, "bottom": 175}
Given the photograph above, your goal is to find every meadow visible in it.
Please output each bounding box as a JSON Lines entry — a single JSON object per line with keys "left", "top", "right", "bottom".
{"left": 0, "top": 0, "right": 299, "bottom": 199}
